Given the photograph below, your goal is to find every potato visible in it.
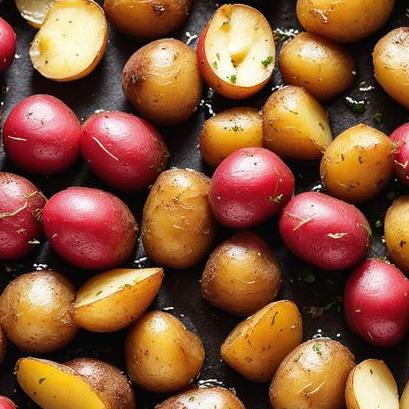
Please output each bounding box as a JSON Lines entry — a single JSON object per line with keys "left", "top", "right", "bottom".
{"left": 0, "top": 270, "right": 78, "bottom": 354}
{"left": 262, "top": 86, "right": 332, "bottom": 160}
{"left": 279, "top": 32, "right": 355, "bottom": 101}
{"left": 0, "top": 327, "right": 6, "bottom": 365}
{"left": 122, "top": 39, "right": 202, "bottom": 125}
{"left": 0, "top": 17, "right": 16, "bottom": 73}
{"left": 201, "top": 231, "right": 282, "bottom": 316}
{"left": 270, "top": 339, "right": 355, "bottom": 409}
{"left": 0, "top": 397, "right": 16, "bottom": 409}
{"left": 15, "top": 0, "right": 52, "bottom": 28}
{"left": 345, "top": 359, "right": 399, "bottom": 409}
{"left": 141, "top": 168, "right": 216, "bottom": 269}
{"left": 296, "top": 0, "right": 395, "bottom": 43}
{"left": 72, "top": 268, "right": 164, "bottom": 332}
{"left": 391, "top": 123, "right": 409, "bottom": 186}
{"left": 401, "top": 377, "right": 409, "bottom": 409}
{"left": 126, "top": 311, "right": 205, "bottom": 393}
{"left": 320, "top": 124, "right": 394, "bottom": 202}
{"left": 29, "top": 0, "right": 108, "bottom": 81}
{"left": 221, "top": 300, "right": 302, "bottom": 383}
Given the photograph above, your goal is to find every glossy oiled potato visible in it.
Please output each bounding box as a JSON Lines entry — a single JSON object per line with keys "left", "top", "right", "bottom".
{"left": 0, "top": 270, "right": 78, "bottom": 354}
{"left": 221, "top": 300, "right": 303, "bottom": 383}
{"left": 141, "top": 168, "right": 216, "bottom": 269}
{"left": 263, "top": 86, "right": 332, "bottom": 160}
{"left": 0, "top": 328, "right": 6, "bottom": 364}
{"left": 126, "top": 311, "right": 205, "bottom": 393}
{"left": 201, "top": 231, "right": 282, "bottom": 316}
{"left": 296, "top": 0, "right": 395, "bottom": 43}
{"left": 15, "top": 0, "right": 52, "bottom": 28}
{"left": 280, "top": 32, "right": 355, "bottom": 101}
{"left": 320, "top": 124, "right": 394, "bottom": 202}
{"left": 270, "top": 339, "right": 355, "bottom": 409}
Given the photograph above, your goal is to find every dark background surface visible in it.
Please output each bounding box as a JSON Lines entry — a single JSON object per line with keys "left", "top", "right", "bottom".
{"left": 1, "top": 0, "right": 409, "bottom": 407}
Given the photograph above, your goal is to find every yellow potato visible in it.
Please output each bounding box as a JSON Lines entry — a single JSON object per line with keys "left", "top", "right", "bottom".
{"left": 221, "top": 300, "right": 302, "bottom": 383}
{"left": 401, "top": 376, "right": 409, "bottom": 409}
{"left": 72, "top": 268, "right": 164, "bottom": 333}
{"left": 0, "top": 327, "right": 6, "bottom": 364}
{"left": 15, "top": 0, "right": 53, "bottom": 28}
{"left": 126, "top": 311, "right": 205, "bottom": 393}
{"left": 320, "top": 124, "right": 394, "bottom": 202}
{"left": 270, "top": 339, "right": 355, "bottom": 409}
{"left": 262, "top": 86, "right": 332, "bottom": 160}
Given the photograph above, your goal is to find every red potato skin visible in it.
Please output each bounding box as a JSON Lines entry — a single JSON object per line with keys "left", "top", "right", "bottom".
{"left": 3, "top": 95, "right": 81, "bottom": 175}
{"left": 0, "top": 18, "right": 16, "bottom": 73}
{"left": 391, "top": 123, "right": 409, "bottom": 186}
{"left": 0, "top": 397, "right": 16, "bottom": 409}
{"left": 209, "top": 147, "right": 294, "bottom": 228}
{"left": 42, "top": 187, "right": 137, "bottom": 270}
{"left": 279, "top": 192, "right": 371, "bottom": 270}
{"left": 0, "top": 172, "right": 46, "bottom": 260}
{"left": 344, "top": 259, "right": 409, "bottom": 347}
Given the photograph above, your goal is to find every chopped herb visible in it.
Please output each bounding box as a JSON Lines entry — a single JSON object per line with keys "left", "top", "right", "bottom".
{"left": 273, "top": 27, "right": 299, "bottom": 42}
{"left": 231, "top": 125, "right": 243, "bottom": 132}
{"left": 188, "top": 396, "right": 195, "bottom": 401}
{"left": 228, "top": 74, "right": 237, "bottom": 84}
{"left": 312, "top": 343, "right": 323, "bottom": 356}
{"left": 375, "top": 219, "right": 383, "bottom": 229}
{"left": 38, "top": 377, "right": 46, "bottom": 384}
{"left": 212, "top": 61, "right": 218, "bottom": 70}
{"left": 373, "top": 112, "right": 383, "bottom": 125}
{"left": 123, "top": 284, "right": 132, "bottom": 289}
{"left": 216, "top": 53, "right": 220, "bottom": 60}
{"left": 96, "top": 290, "right": 103, "bottom": 296}
{"left": 261, "top": 55, "right": 273, "bottom": 68}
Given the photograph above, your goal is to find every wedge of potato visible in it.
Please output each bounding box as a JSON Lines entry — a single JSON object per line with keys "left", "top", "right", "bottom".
{"left": 345, "top": 359, "right": 399, "bottom": 409}
{"left": 15, "top": 0, "right": 53, "bottom": 28}
{"left": 72, "top": 268, "right": 164, "bottom": 332}
{"left": 29, "top": 0, "right": 108, "bottom": 81}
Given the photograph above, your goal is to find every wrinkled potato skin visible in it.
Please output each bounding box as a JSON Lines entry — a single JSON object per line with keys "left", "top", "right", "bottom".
{"left": 0, "top": 327, "right": 6, "bottom": 364}
{"left": 320, "top": 124, "right": 394, "bottom": 202}
{"left": 126, "top": 311, "right": 205, "bottom": 393}
{"left": 0, "top": 270, "right": 78, "bottom": 354}
{"left": 201, "top": 231, "right": 282, "bottom": 316}
{"left": 280, "top": 32, "right": 355, "bottom": 101}
{"left": 270, "top": 339, "right": 355, "bottom": 409}
{"left": 141, "top": 168, "right": 216, "bottom": 269}
{"left": 296, "top": 0, "right": 395, "bottom": 43}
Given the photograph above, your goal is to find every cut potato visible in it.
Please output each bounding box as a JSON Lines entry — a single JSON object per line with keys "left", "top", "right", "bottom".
{"left": 72, "top": 268, "right": 164, "bottom": 332}
{"left": 29, "top": 0, "right": 108, "bottom": 81}
{"left": 15, "top": 0, "right": 53, "bottom": 28}
{"left": 345, "top": 359, "right": 399, "bottom": 409}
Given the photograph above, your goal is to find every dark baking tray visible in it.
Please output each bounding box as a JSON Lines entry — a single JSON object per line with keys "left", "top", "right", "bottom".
{"left": 1, "top": 0, "right": 409, "bottom": 407}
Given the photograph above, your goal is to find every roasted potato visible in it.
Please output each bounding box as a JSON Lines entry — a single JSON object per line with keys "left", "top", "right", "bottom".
{"left": 15, "top": 0, "right": 52, "bottom": 28}
{"left": 0, "top": 328, "right": 6, "bottom": 365}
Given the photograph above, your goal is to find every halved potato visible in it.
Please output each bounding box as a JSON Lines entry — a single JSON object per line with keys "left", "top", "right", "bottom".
{"left": 15, "top": 0, "right": 53, "bottom": 28}
{"left": 72, "top": 268, "right": 164, "bottom": 333}
{"left": 29, "top": 0, "right": 108, "bottom": 81}
{"left": 345, "top": 359, "right": 399, "bottom": 409}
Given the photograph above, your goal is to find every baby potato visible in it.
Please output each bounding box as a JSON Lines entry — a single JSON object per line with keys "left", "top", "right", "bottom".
{"left": 0, "top": 270, "right": 78, "bottom": 354}
{"left": 270, "top": 339, "right": 355, "bottom": 409}
{"left": 279, "top": 32, "right": 355, "bottom": 101}
{"left": 221, "top": 300, "right": 302, "bottom": 383}
{"left": 201, "top": 231, "right": 282, "bottom": 316}
{"left": 15, "top": 0, "right": 52, "bottom": 28}
{"left": 263, "top": 86, "right": 332, "bottom": 160}
{"left": 200, "top": 107, "right": 263, "bottom": 169}
{"left": 126, "top": 311, "right": 205, "bottom": 393}
{"left": 122, "top": 39, "right": 202, "bottom": 125}
{"left": 296, "top": 0, "right": 395, "bottom": 43}
{"left": 0, "top": 328, "right": 6, "bottom": 365}
{"left": 320, "top": 124, "right": 394, "bottom": 202}
{"left": 141, "top": 168, "right": 216, "bottom": 269}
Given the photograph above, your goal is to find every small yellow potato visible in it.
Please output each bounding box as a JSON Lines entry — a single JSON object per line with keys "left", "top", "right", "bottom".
{"left": 0, "top": 270, "right": 78, "bottom": 354}
{"left": 345, "top": 359, "right": 398, "bottom": 409}
{"left": 71, "top": 268, "right": 164, "bottom": 333}
{"left": 262, "top": 86, "right": 332, "bottom": 160}
{"left": 320, "top": 124, "right": 394, "bottom": 202}
{"left": 401, "top": 376, "right": 409, "bottom": 408}
{"left": 141, "top": 168, "right": 216, "bottom": 269}
{"left": 200, "top": 107, "right": 263, "bottom": 169}
{"left": 270, "top": 339, "right": 355, "bottom": 409}
{"left": 201, "top": 231, "right": 282, "bottom": 316}
{"left": 221, "top": 300, "right": 302, "bottom": 383}
{"left": 29, "top": 0, "right": 108, "bottom": 81}
{"left": 279, "top": 32, "right": 355, "bottom": 101}
{"left": 296, "top": 0, "right": 395, "bottom": 43}
{"left": 0, "top": 327, "right": 6, "bottom": 364}
{"left": 15, "top": 0, "right": 52, "bottom": 28}
{"left": 126, "top": 311, "right": 205, "bottom": 393}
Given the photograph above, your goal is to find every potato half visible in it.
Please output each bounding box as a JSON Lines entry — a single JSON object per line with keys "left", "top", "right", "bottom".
{"left": 29, "top": 0, "right": 108, "bottom": 81}
{"left": 15, "top": 0, "right": 53, "bottom": 28}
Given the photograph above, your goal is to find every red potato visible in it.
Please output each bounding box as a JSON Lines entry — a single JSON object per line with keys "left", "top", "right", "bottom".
{"left": 209, "top": 147, "right": 294, "bottom": 228}
{"left": 3, "top": 95, "right": 81, "bottom": 175}
{"left": 391, "top": 123, "right": 409, "bottom": 186}
{"left": 42, "top": 187, "right": 137, "bottom": 270}
{"left": 0, "top": 18, "right": 16, "bottom": 72}
{"left": 0, "top": 172, "right": 46, "bottom": 260}
{"left": 0, "top": 397, "right": 16, "bottom": 409}
{"left": 80, "top": 111, "right": 168, "bottom": 192}
{"left": 279, "top": 192, "right": 371, "bottom": 270}
{"left": 344, "top": 259, "right": 409, "bottom": 347}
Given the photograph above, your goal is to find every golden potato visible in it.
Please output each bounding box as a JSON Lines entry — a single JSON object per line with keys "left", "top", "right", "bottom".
{"left": 15, "top": 0, "right": 52, "bottom": 28}
{"left": 320, "top": 124, "right": 394, "bottom": 202}
{"left": 279, "top": 32, "right": 355, "bottom": 101}
{"left": 141, "top": 168, "right": 216, "bottom": 269}
{"left": 270, "top": 339, "right": 355, "bottom": 409}
{"left": 262, "top": 86, "right": 332, "bottom": 160}
{"left": 0, "top": 270, "right": 78, "bottom": 354}
{"left": 401, "top": 375, "right": 409, "bottom": 409}
{"left": 126, "top": 311, "right": 205, "bottom": 393}
{"left": 0, "top": 327, "right": 6, "bottom": 364}
{"left": 221, "top": 300, "right": 302, "bottom": 383}
{"left": 296, "top": 0, "right": 395, "bottom": 43}
{"left": 201, "top": 231, "right": 282, "bottom": 316}
{"left": 122, "top": 38, "right": 202, "bottom": 125}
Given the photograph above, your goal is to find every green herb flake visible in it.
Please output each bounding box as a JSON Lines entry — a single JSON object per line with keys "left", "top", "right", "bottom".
{"left": 373, "top": 112, "right": 383, "bottom": 125}
{"left": 261, "top": 55, "right": 273, "bottom": 68}
{"left": 96, "top": 290, "right": 103, "bottom": 296}
{"left": 188, "top": 396, "right": 195, "bottom": 401}
{"left": 123, "top": 284, "right": 132, "bottom": 290}
{"left": 375, "top": 219, "right": 383, "bottom": 229}
{"left": 228, "top": 74, "right": 237, "bottom": 84}
{"left": 38, "top": 377, "right": 47, "bottom": 384}
{"left": 231, "top": 125, "right": 243, "bottom": 132}
{"left": 212, "top": 61, "right": 218, "bottom": 70}
{"left": 312, "top": 343, "right": 323, "bottom": 356}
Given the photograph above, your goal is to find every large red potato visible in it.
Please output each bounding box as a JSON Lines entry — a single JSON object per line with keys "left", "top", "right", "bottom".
{"left": 0, "top": 18, "right": 16, "bottom": 72}
{"left": 0, "top": 397, "right": 16, "bottom": 409}
{"left": 391, "top": 123, "right": 409, "bottom": 186}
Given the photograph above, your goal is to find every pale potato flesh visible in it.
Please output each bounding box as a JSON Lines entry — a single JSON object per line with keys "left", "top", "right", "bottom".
{"left": 15, "top": 0, "right": 53, "bottom": 28}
